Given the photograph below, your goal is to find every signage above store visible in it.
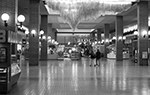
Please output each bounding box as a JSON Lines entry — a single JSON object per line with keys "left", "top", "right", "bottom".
{"left": 0, "top": 30, "right": 25, "bottom": 44}
{"left": 8, "top": 31, "right": 17, "bottom": 43}
{"left": 0, "top": 30, "right": 6, "bottom": 43}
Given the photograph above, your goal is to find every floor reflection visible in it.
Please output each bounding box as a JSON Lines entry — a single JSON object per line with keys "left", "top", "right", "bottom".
{"left": 6, "top": 58, "right": 150, "bottom": 95}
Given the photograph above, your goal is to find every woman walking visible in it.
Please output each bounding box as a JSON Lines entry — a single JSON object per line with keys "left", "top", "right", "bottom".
{"left": 90, "top": 50, "right": 95, "bottom": 66}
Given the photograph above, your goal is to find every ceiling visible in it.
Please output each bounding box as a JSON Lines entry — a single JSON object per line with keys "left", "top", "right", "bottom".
{"left": 18, "top": 0, "right": 150, "bottom": 33}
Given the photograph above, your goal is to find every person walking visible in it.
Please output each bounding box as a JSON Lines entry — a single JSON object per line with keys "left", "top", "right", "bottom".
{"left": 90, "top": 50, "right": 95, "bottom": 66}
{"left": 95, "top": 49, "right": 101, "bottom": 66}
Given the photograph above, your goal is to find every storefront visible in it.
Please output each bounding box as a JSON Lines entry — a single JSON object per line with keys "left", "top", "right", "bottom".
{"left": 0, "top": 30, "right": 23, "bottom": 93}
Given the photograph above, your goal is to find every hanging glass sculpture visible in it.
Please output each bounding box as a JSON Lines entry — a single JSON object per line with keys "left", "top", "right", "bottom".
{"left": 45, "top": 0, "right": 137, "bottom": 31}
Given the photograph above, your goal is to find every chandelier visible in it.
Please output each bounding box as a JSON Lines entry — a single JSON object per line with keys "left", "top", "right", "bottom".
{"left": 45, "top": 0, "right": 137, "bottom": 31}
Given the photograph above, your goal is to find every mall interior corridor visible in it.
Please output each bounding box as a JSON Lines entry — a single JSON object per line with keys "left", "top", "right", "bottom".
{"left": 5, "top": 58, "right": 150, "bottom": 95}
{"left": 0, "top": 0, "right": 150, "bottom": 95}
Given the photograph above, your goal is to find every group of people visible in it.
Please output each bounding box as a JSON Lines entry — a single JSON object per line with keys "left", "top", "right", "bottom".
{"left": 90, "top": 49, "right": 101, "bottom": 66}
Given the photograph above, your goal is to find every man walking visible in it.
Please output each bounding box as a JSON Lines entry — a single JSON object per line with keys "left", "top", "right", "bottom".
{"left": 95, "top": 49, "right": 101, "bottom": 66}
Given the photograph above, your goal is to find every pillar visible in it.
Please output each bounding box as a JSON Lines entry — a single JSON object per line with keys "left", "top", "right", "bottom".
{"left": 55, "top": 31, "right": 57, "bottom": 41}
{"left": 48, "top": 23, "right": 52, "bottom": 39}
{"left": 40, "top": 15, "right": 48, "bottom": 60}
{"left": 52, "top": 28, "right": 57, "bottom": 41}
{"left": 90, "top": 31, "right": 95, "bottom": 42}
{"left": 104, "top": 24, "right": 109, "bottom": 58}
{"left": 137, "top": 1, "right": 149, "bottom": 66}
{"left": 29, "top": 0, "right": 40, "bottom": 66}
{"left": 115, "top": 16, "right": 123, "bottom": 61}
{"left": 97, "top": 29, "right": 102, "bottom": 42}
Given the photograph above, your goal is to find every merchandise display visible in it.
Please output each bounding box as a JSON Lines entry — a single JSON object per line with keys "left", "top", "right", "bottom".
{"left": 70, "top": 47, "right": 81, "bottom": 60}
{"left": 0, "top": 68, "right": 7, "bottom": 83}
{"left": 11, "top": 63, "right": 21, "bottom": 77}
{"left": 47, "top": 45, "right": 58, "bottom": 60}
{"left": 11, "top": 63, "right": 21, "bottom": 86}
{"left": 107, "top": 44, "right": 129, "bottom": 59}
{"left": 56, "top": 45, "right": 65, "bottom": 59}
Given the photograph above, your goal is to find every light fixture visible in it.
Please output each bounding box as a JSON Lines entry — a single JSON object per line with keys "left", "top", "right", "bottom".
{"left": 101, "top": 34, "right": 104, "bottom": 37}
{"left": 42, "top": 35, "right": 46, "bottom": 40}
{"left": 95, "top": 41, "right": 97, "bottom": 44}
{"left": 124, "top": 24, "right": 137, "bottom": 33}
{"left": 18, "top": 15, "right": 25, "bottom": 22}
{"left": 148, "top": 31, "right": 150, "bottom": 38}
{"left": 101, "top": 39, "right": 104, "bottom": 43}
{"left": 25, "top": 30, "right": 29, "bottom": 37}
{"left": 91, "top": 29, "right": 95, "bottom": 32}
{"left": 39, "top": 30, "right": 44, "bottom": 35}
{"left": 48, "top": 39, "right": 51, "bottom": 43}
{"left": 1, "top": 13, "right": 9, "bottom": 27}
{"left": 112, "top": 36, "right": 116, "bottom": 40}
{"left": 31, "top": 30, "right": 36, "bottom": 37}
{"left": 51, "top": 39, "right": 55, "bottom": 43}
{"left": 134, "top": 31, "right": 138, "bottom": 36}
{"left": 78, "top": 42, "right": 82, "bottom": 45}
{"left": 142, "top": 30, "right": 147, "bottom": 38}
{"left": 105, "top": 39, "right": 109, "bottom": 43}
{"left": 148, "top": 31, "right": 150, "bottom": 35}
{"left": 54, "top": 41, "right": 56, "bottom": 44}
{"left": 25, "top": 30, "right": 29, "bottom": 35}
{"left": 123, "top": 36, "right": 126, "bottom": 40}
{"left": 92, "top": 43, "right": 95, "bottom": 46}
{"left": 54, "top": 41, "right": 59, "bottom": 45}
{"left": 17, "top": 15, "right": 25, "bottom": 27}
{"left": 45, "top": 0, "right": 136, "bottom": 31}
{"left": 109, "top": 39, "right": 112, "bottom": 42}
{"left": 39, "top": 30, "right": 45, "bottom": 40}
{"left": 72, "top": 47, "right": 76, "bottom": 51}
{"left": 68, "top": 42, "right": 70, "bottom": 45}
{"left": 118, "top": 36, "right": 122, "bottom": 41}
{"left": 124, "top": 29, "right": 127, "bottom": 33}
{"left": 47, "top": 36, "right": 51, "bottom": 40}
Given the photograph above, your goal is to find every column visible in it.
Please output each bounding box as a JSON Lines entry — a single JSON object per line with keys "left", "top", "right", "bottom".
{"left": 29, "top": 0, "right": 40, "bottom": 66}
{"left": 104, "top": 24, "right": 109, "bottom": 58}
{"left": 137, "top": 1, "right": 149, "bottom": 66}
{"left": 55, "top": 30, "right": 57, "bottom": 41}
{"left": 97, "top": 29, "right": 102, "bottom": 42}
{"left": 115, "top": 15, "right": 123, "bottom": 61}
{"left": 40, "top": 15, "right": 48, "bottom": 60}
{"left": 91, "top": 31, "right": 95, "bottom": 42}
{"left": 48, "top": 23, "right": 52, "bottom": 39}
{"left": 52, "top": 28, "right": 57, "bottom": 41}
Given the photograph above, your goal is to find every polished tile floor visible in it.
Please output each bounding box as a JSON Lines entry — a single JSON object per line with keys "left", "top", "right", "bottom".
{"left": 4, "top": 58, "right": 150, "bottom": 95}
